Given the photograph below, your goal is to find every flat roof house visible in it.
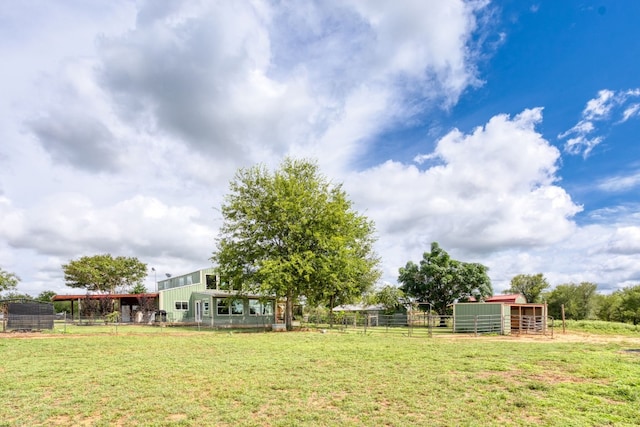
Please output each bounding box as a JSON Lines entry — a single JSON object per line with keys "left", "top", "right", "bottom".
{"left": 157, "top": 268, "right": 277, "bottom": 328}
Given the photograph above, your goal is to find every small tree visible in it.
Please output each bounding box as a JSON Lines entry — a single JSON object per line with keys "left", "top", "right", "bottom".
{"left": 0, "top": 268, "right": 20, "bottom": 296}
{"left": 213, "top": 158, "right": 380, "bottom": 330}
{"left": 505, "top": 273, "right": 549, "bottom": 303}
{"left": 131, "top": 283, "right": 147, "bottom": 294}
{"left": 136, "top": 294, "right": 157, "bottom": 323}
{"left": 62, "top": 254, "right": 147, "bottom": 294}
{"left": 374, "top": 285, "right": 405, "bottom": 314}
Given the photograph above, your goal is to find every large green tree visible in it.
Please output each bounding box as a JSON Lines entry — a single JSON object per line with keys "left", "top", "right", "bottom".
{"left": 62, "top": 254, "right": 148, "bottom": 294}
{"left": 212, "top": 158, "right": 380, "bottom": 330}
{"left": 0, "top": 268, "right": 20, "bottom": 295}
{"left": 545, "top": 282, "right": 598, "bottom": 320}
{"left": 505, "top": 273, "right": 549, "bottom": 303}
{"left": 398, "top": 242, "right": 492, "bottom": 324}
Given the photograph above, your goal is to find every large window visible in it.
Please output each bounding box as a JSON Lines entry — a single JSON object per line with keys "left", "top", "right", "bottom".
{"left": 175, "top": 301, "right": 188, "bottom": 311}
{"left": 217, "top": 299, "right": 244, "bottom": 315}
{"left": 249, "top": 300, "right": 273, "bottom": 316}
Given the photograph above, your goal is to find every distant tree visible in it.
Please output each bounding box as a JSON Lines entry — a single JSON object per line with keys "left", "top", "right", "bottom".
{"left": 131, "top": 283, "right": 147, "bottom": 294}
{"left": 545, "top": 282, "right": 598, "bottom": 320}
{"left": 213, "top": 158, "right": 380, "bottom": 330}
{"left": 505, "top": 273, "right": 549, "bottom": 303}
{"left": 0, "top": 268, "right": 20, "bottom": 295}
{"left": 373, "top": 285, "right": 406, "bottom": 314}
{"left": 36, "top": 290, "right": 56, "bottom": 302}
{"left": 62, "top": 254, "right": 147, "bottom": 294}
{"left": 398, "top": 242, "right": 492, "bottom": 325}
{"left": 596, "top": 291, "right": 624, "bottom": 322}
{"left": 619, "top": 285, "right": 640, "bottom": 325}
{"left": 35, "top": 290, "right": 71, "bottom": 313}
{"left": 1, "top": 291, "right": 32, "bottom": 300}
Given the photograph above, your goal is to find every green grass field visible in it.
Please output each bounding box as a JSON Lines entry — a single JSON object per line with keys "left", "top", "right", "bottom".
{"left": 1, "top": 325, "right": 639, "bottom": 426}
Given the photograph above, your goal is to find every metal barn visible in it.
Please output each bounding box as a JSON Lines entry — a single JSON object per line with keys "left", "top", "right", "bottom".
{"left": 453, "top": 300, "right": 548, "bottom": 335}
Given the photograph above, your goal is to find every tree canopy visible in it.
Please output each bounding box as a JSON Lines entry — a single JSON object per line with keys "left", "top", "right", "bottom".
{"left": 372, "top": 285, "right": 406, "bottom": 314}
{"left": 212, "top": 158, "right": 380, "bottom": 330}
{"left": 62, "top": 254, "right": 148, "bottom": 294}
{"left": 398, "top": 242, "right": 492, "bottom": 319}
{"left": 505, "top": 273, "right": 549, "bottom": 303}
{"left": 544, "top": 282, "right": 597, "bottom": 320}
{"left": 0, "top": 268, "right": 20, "bottom": 294}
{"left": 596, "top": 285, "right": 640, "bottom": 325}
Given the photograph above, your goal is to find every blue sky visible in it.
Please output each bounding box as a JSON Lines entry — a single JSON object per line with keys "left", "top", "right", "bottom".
{"left": 1, "top": 1, "right": 639, "bottom": 296}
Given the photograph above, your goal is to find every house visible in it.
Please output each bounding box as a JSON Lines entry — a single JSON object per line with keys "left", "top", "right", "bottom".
{"left": 156, "top": 268, "right": 277, "bottom": 328}
{"left": 53, "top": 268, "right": 277, "bottom": 328}
{"left": 453, "top": 294, "right": 548, "bottom": 335}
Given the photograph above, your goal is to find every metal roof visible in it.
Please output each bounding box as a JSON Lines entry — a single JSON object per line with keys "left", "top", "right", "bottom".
{"left": 51, "top": 293, "right": 159, "bottom": 301}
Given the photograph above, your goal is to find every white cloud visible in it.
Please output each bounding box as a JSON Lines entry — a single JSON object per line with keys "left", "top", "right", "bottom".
{"left": 621, "top": 103, "right": 640, "bottom": 122}
{"left": 559, "top": 88, "right": 640, "bottom": 157}
{"left": 597, "top": 171, "right": 640, "bottom": 192}
{"left": 345, "top": 108, "right": 582, "bottom": 285}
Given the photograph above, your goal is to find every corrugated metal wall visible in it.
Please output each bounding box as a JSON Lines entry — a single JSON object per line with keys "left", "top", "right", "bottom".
{"left": 160, "top": 283, "right": 206, "bottom": 322}
{"left": 453, "top": 303, "right": 509, "bottom": 334}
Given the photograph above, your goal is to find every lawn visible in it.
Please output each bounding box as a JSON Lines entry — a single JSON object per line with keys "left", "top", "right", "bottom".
{"left": 1, "top": 326, "right": 639, "bottom": 426}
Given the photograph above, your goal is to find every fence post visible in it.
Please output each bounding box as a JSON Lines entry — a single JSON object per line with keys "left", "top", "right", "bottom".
{"left": 474, "top": 315, "right": 478, "bottom": 337}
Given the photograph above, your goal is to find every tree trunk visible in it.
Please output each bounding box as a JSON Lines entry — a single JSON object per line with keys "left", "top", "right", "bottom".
{"left": 329, "top": 295, "right": 335, "bottom": 329}
{"left": 285, "top": 294, "right": 294, "bottom": 331}
{"left": 438, "top": 310, "right": 447, "bottom": 327}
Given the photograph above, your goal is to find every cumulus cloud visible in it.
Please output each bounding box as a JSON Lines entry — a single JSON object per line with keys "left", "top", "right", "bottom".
{"left": 559, "top": 88, "right": 640, "bottom": 157}
{"left": 89, "top": 1, "right": 489, "bottom": 170}
{"left": 28, "top": 112, "right": 121, "bottom": 172}
{"left": 345, "top": 108, "right": 582, "bottom": 282}
{"left": 2, "top": 193, "right": 213, "bottom": 263}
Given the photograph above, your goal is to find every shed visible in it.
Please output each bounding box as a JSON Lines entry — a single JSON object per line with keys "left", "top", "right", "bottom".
{"left": 453, "top": 296, "right": 548, "bottom": 335}
{"left": 51, "top": 293, "right": 159, "bottom": 322}
{"left": 1, "top": 299, "right": 54, "bottom": 331}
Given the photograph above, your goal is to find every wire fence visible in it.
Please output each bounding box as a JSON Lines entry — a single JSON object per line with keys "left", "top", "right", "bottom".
{"left": 301, "top": 313, "right": 554, "bottom": 338}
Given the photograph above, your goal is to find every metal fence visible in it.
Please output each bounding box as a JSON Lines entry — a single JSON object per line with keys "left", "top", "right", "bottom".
{"left": 302, "top": 313, "right": 554, "bottom": 337}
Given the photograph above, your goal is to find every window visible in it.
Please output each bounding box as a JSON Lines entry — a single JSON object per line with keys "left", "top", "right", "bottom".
{"left": 217, "top": 299, "right": 244, "bottom": 315}
{"left": 217, "top": 299, "right": 229, "bottom": 315}
{"left": 249, "top": 300, "right": 273, "bottom": 316}
{"left": 203, "top": 302, "right": 210, "bottom": 314}
{"left": 206, "top": 275, "right": 217, "bottom": 290}
{"left": 175, "top": 301, "right": 188, "bottom": 311}
{"left": 231, "top": 300, "right": 244, "bottom": 315}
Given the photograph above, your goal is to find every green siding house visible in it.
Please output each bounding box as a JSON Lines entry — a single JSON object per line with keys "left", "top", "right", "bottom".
{"left": 157, "top": 268, "right": 276, "bottom": 327}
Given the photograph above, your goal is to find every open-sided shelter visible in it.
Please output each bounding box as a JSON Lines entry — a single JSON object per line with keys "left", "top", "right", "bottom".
{"left": 453, "top": 294, "right": 548, "bottom": 335}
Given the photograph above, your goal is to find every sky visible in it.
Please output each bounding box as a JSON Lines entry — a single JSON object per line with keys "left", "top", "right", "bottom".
{"left": 2, "top": 0, "right": 640, "bottom": 297}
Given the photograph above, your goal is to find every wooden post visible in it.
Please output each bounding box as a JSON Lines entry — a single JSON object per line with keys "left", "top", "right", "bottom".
{"left": 561, "top": 304, "right": 566, "bottom": 334}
